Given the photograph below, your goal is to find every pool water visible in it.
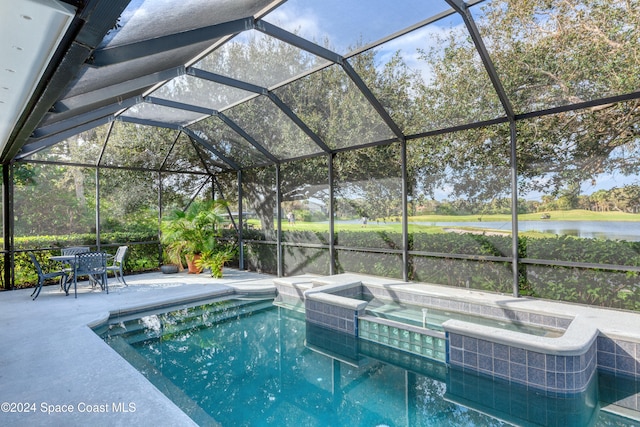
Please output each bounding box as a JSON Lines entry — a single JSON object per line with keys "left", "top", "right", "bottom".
{"left": 97, "top": 298, "right": 640, "bottom": 426}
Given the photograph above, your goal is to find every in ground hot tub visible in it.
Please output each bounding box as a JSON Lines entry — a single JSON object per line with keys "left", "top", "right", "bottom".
{"left": 274, "top": 273, "right": 640, "bottom": 395}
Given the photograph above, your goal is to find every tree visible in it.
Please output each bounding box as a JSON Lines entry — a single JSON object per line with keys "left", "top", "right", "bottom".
{"left": 411, "top": 0, "right": 640, "bottom": 205}
{"left": 13, "top": 163, "right": 94, "bottom": 235}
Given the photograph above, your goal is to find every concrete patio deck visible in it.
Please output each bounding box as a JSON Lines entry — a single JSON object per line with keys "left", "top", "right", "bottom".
{"left": 0, "top": 268, "right": 276, "bottom": 426}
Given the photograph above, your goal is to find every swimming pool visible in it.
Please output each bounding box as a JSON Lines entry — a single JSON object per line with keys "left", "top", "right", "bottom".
{"left": 96, "top": 297, "right": 640, "bottom": 426}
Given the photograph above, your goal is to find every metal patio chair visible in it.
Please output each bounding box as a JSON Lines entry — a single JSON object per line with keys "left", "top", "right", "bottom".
{"left": 106, "top": 245, "right": 128, "bottom": 286}
{"left": 61, "top": 246, "right": 90, "bottom": 256}
{"left": 67, "top": 252, "right": 108, "bottom": 298}
{"left": 28, "top": 252, "right": 67, "bottom": 300}
{"left": 58, "top": 246, "right": 91, "bottom": 290}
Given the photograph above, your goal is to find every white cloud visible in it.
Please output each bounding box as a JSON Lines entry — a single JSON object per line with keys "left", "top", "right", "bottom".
{"left": 375, "top": 22, "right": 467, "bottom": 85}
{"left": 264, "top": 6, "right": 327, "bottom": 46}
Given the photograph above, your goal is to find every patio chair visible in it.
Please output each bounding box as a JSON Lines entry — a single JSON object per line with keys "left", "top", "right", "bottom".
{"left": 61, "top": 246, "right": 90, "bottom": 255}
{"left": 67, "top": 252, "right": 108, "bottom": 298}
{"left": 28, "top": 252, "right": 67, "bottom": 300}
{"left": 59, "top": 246, "right": 90, "bottom": 289}
{"left": 106, "top": 245, "right": 128, "bottom": 286}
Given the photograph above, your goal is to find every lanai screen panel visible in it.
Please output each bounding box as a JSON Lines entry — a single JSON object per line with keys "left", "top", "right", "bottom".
{"left": 59, "top": 41, "right": 215, "bottom": 104}
{"left": 263, "top": 0, "right": 453, "bottom": 55}
{"left": 163, "top": 132, "right": 208, "bottom": 173}
{"left": 470, "top": 0, "right": 640, "bottom": 114}
{"left": 99, "top": 168, "right": 159, "bottom": 232}
{"left": 100, "top": 122, "right": 175, "bottom": 169}
{"left": 193, "top": 29, "right": 328, "bottom": 90}
{"left": 273, "top": 64, "right": 396, "bottom": 150}
{"left": 280, "top": 157, "right": 331, "bottom": 276}
{"left": 191, "top": 142, "right": 229, "bottom": 173}
{"left": 162, "top": 172, "right": 213, "bottom": 214}
{"left": 215, "top": 170, "right": 239, "bottom": 208}
{"left": 242, "top": 166, "right": 277, "bottom": 240}
{"left": 334, "top": 145, "right": 404, "bottom": 279}
{"left": 25, "top": 123, "right": 112, "bottom": 164}
{"left": 239, "top": 167, "right": 278, "bottom": 274}
{"left": 407, "top": 123, "right": 513, "bottom": 256}
{"left": 516, "top": 102, "right": 640, "bottom": 308}
{"left": 188, "top": 115, "right": 268, "bottom": 169}
{"left": 98, "top": 0, "right": 274, "bottom": 49}
{"left": 66, "top": 0, "right": 260, "bottom": 101}
{"left": 407, "top": 124, "right": 513, "bottom": 293}
{"left": 14, "top": 164, "right": 95, "bottom": 237}
{"left": 120, "top": 102, "right": 208, "bottom": 126}
{"left": 350, "top": 13, "right": 504, "bottom": 135}
{"left": 223, "top": 95, "right": 324, "bottom": 160}
{"left": 152, "top": 74, "right": 255, "bottom": 112}
{"left": 517, "top": 103, "right": 640, "bottom": 251}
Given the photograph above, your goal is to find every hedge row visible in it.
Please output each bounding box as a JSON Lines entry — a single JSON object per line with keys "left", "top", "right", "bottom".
{"left": 9, "top": 229, "right": 640, "bottom": 311}
{"left": 246, "top": 230, "right": 640, "bottom": 311}
{"left": 7, "top": 232, "right": 160, "bottom": 289}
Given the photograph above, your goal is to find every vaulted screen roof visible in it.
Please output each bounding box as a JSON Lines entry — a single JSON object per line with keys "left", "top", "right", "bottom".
{"left": 2, "top": 0, "right": 639, "bottom": 171}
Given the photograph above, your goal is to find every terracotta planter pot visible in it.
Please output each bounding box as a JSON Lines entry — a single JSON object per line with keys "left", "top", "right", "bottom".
{"left": 186, "top": 254, "right": 202, "bottom": 274}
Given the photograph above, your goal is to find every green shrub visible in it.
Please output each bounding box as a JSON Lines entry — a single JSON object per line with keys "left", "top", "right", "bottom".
{"left": 8, "top": 229, "right": 640, "bottom": 311}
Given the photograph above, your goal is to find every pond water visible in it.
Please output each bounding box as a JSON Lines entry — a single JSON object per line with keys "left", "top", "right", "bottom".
{"left": 411, "top": 220, "right": 640, "bottom": 241}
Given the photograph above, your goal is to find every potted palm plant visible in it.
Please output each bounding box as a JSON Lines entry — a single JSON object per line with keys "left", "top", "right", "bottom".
{"left": 195, "top": 243, "right": 236, "bottom": 278}
{"left": 160, "top": 200, "right": 229, "bottom": 274}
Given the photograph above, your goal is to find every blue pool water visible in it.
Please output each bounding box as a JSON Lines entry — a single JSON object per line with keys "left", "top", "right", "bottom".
{"left": 96, "top": 298, "right": 640, "bottom": 426}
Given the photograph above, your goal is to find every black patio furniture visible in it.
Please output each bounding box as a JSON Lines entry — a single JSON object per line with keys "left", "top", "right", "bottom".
{"left": 66, "top": 252, "right": 108, "bottom": 298}
{"left": 58, "top": 247, "right": 91, "bottom": 289}
{"left": 28, "top": 252, "right": 68, "bottom": 301}
{"left": 106, "top": 246, "right": 128, "bottom": 286}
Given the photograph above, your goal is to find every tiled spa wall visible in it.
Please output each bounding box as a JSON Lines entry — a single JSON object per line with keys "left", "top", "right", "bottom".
{"left": 304, "top": 298, "right": 364, "bottom": 335}
{"left": 597, "top": 336, "right": 640, "bottom": 379}
{"left": 278, "top": 278, "right": 572, "bottom": 334}
{"left": 448, "top": 333, "right": 597, "bottom": 394}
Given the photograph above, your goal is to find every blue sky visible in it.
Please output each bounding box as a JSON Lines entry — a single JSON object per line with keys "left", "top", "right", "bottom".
{"left": 265, "top": 0, "right": 453, "bottom": 50}
{"left": 263, "top": 0, "right": 467, "bottom": 83}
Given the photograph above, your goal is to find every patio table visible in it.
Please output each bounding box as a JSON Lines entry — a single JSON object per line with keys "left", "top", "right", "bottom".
{"left": 50, "top": 253, "right": 108, "bottom": 296}
{"left": 50, "top": 255, "right": 76, "bottom": 294}
{"left": 49, "top": 255, "right": 77, "bottom": 263}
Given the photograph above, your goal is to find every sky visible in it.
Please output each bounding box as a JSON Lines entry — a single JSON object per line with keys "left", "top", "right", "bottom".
{"left": 263, "top": 0, "right": 469, "bottom": 84}
{"left": 264, "top": 0, "right": 455, "bottom": 52}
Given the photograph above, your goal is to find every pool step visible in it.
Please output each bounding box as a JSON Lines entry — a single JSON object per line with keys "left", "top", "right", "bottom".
{"left": 273, "top": 276, "right": 315, "bottom": 305}
{"left": 273, "top": 297, "right": 305, "bottom": 313}
{"left": 103, "top": 298, "right": 275, "bottom": 344}
{"left": 118, "top": 300, "right": 275, "bottom": 345}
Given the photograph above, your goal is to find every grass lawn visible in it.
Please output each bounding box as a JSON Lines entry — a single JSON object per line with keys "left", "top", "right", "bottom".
{"left": 517, "top": 209, "right": 640, "bottom": 221}
{"left": 247, "top": 209, "right": 640, "bottom": 236}
{"left": 411, "top": 209, "right": 640, "bottom": 223}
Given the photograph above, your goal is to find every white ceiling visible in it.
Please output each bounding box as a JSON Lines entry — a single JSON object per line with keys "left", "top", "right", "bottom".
{"left": 0, "top": 0, "right": 75, "bottom": 153}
